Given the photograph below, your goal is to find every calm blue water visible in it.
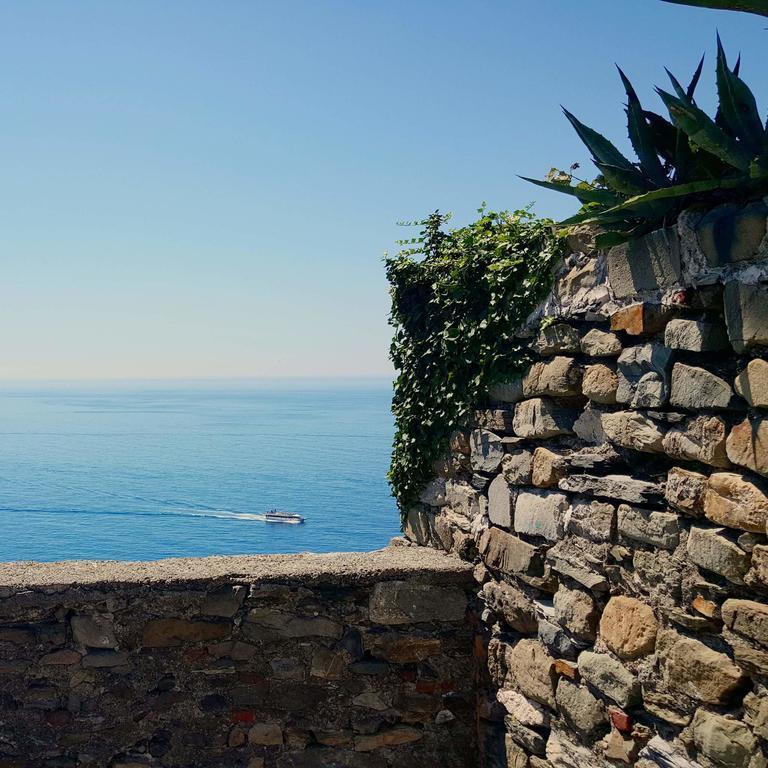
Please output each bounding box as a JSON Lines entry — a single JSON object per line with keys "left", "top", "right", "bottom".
{"left": 0, "top": 380, "right": 399, "bottom": 562}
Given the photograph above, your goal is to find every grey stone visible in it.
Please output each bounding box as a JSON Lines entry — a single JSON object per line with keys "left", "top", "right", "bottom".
{"left": 637, "top": 737, "right": 703, "bottom": 768}
{"left": 504, "top": 716, "right": 547, "bottom": 756}
{"left": 404, "top": 506, "right": 433, "bottom": 546}
{"left": 501, "top": 448, "right": 534, "bottom": 485}
{"left": 513, "top": 398, "right": 577, "bottom": 439}
{"left": 470, "top": 429, "right": 505, "bottom": 473}
{"left": 522, "top": 357, "right": 583, "bottom": 398}
{"left": 664, "top": 319, "right": 730, "bottom": 352}
{"left": 418, "top": 478, "right": 447, "bottom": 507}
{"left": 244, "top": 610, "right": 343, "bottom": 640}
{"left": 662, "top": 414, "right": 731, "bottom": 468}
{"left": 532, "top": 323, "right": 581, "bottom": 356}
{"left": 553, "top": 584, "right": 598, "bottom": 643}
{"left": 669, "top": 363, "right": 739, "bottom": 411}
{"left": 632, "top": 371, "right": 668, "bottom": 409}
{"left": 573, "top": 403, "right": 607, "bottom": 444}
{"left": 368, "top": 582, "right": 467, "bottom": 625}
{"left": 607, "top": 227, "right": 682, "bottom": 299}
{"left": 555, "top": 679, "right": 606, "bottom": 737}
{"left": 514, "top": 490, "right": 569, "bottom": 542}
{"left": 692, "top": 708, "right": 758, "bottom": 768}
{"left": 488, "top": 475, "right": 515, "bottom": 529}
{"left": 559, "top": 474, "right": 663, "bottom": 505}
{"left": 616, "top": 343, "right": 673, "bottom": 406}
{"left": 479, "top": 527, "right": 545, "bottom": 578}
{"left": 538, "top": 618, "right": 585, "bottom": 660}
{"left": 577, "top": 651, "right": 640, "bottom": 709}
{"left": 71, "top": 615, "right": 118, "bottom": 649}
{"left": 82, "top": 650, "right": 130, "bottom": 669}
{"left": 488, "top": 378, "right": 524, "bottom": 403}
{"left": 580, "top": 329, "right": 622, "bottom": 358}
{"left": 734, "top": 358, "right": 768, "bottom": 409}
{"left": 567, "top": 498, "right": 616, "bottom": 543}
{"left": 724, "top": 281, "right": 768, "bottom": 354}
{"left": 482, "top": 580, "right": 538, "bottom": 633}
{"left": 686, "top": 527, "right": 750, "bottom": 584}
{"left": 201, "top": 585, "right": 246, "bottom": 618}
{"left": 546, "top": 539, "right": 610, "bottom": 592}
{"left": 617, "top": 505, "right": 681, "bottom": 550}
{"left": 665, "top": 467, "right": 707, "bottom": 517}
{"left": 696, "top": 199, "right": 768, "bottom": 266}
{"left": 445, "top": 478, "right": 486, "bottom": 519}
{"left": 602, "top": 410, "right": 665, "bottom": 453}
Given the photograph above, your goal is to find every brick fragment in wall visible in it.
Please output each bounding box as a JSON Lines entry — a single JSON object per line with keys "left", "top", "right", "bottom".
{"left": 522, "top": 356, "right": 583, "bottom": 398}
{"left": 726, "top": 415, "right": 768, "bottom": 477}
{"left": 734, "top": 358, "right": 768, "bottom": 408}
{"left": 610, "top": 302, "right": 675, "bottom": 336}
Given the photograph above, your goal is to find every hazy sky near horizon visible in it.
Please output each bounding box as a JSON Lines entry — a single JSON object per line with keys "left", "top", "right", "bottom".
{"left": 1, "top": 1, "right": 765, "bottom": 380}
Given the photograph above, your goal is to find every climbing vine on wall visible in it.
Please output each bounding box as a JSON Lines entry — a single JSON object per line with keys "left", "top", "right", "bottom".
{"left": 386, "top": 207, "right": 566, "bottom": 518}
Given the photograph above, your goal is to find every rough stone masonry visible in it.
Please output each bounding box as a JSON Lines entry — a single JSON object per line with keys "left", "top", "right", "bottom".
{"left": 0, "top": 548, "right": 475, "bottom": 767}
{"left": 405, "top": 200, "right": 768, "bottom": 768}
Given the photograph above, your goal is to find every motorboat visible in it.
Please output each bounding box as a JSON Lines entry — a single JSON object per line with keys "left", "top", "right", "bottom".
{"left": 264, "top": 509, "right": 305, "bottom": 524}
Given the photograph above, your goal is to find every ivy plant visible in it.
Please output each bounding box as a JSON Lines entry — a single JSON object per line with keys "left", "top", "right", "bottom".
{"left": 386, "top": 208, "right": 565, "bottom": 519}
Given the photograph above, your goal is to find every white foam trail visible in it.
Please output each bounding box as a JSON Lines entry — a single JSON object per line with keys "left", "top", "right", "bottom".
{"left": 167, "top": 507, "right": 269, "bottom": 522}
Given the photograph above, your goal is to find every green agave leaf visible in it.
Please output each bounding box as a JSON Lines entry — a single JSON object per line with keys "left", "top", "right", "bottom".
{"left": 716, "top": 35, "right": 765, "bottom": 153}
{"left": 518, "top": 176, "right": 622, "bottom": 205}
{"left": 657, "top": 87, "right": 754, "bottom": 171}
{"left": 618, "top": 67, "right": 668, "bottom": 186}
{"left": 644, "top": 110, "right": 679, "bottom": 165}
{"left": 594, "top": 161, "right": 652, "bottom": 196}
{"left": 687, "top": 54, "right": 706, "bottom": 99}
{"left": 660, "top": 0, "right": 768, "bottom": 17}
{"left": 666, "top": 68, "right": 690, "bottom": 101}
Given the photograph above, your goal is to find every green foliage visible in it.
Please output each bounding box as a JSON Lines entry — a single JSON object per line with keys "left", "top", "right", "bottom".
{"left": 522, "top": 38, "right": 768, "bottom": 247}
{"left": 386, "top": 208, "right": 565, "bottom": 518}
{"left": 661, "top": 0, "right": 768, "bottom": 16}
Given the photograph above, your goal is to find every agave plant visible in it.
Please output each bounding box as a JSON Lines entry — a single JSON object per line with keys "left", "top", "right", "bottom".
{"left": 662, "top": 0, "right": 768, "bottom": 16}
{"left": 523, "top": 37, "right": 768, "bottom": 247}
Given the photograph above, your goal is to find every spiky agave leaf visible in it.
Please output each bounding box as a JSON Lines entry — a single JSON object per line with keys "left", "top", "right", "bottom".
{"left": 715, "top": 35, "right": 765, "bottom": 153}
{"left": 618, "top": 67, "right": 668, "bottom": 186}
{"left": 517, "top": 176, "right": 622, "bottom": 205}
{"left": 657, "top": 86, "right": 754, "bottom": 171}
{"left": 687, "top": 54, "right": 706, "bottom": 99}
{"left": 660, "top": 0, "right": 768, "bottom": 16}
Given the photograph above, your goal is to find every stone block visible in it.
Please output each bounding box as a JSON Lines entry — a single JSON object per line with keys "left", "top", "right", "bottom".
{"left": 474, "top": 407, "right": 516, "bottom": 433}
{"left": 501, "top": 448, "right": 534, "bottom": 485}
{"left": 513, "top": 398, "right": 577, "bottom": 439}
{"left": 201, "top": 585, "right": 246, "bottom": 618}
{"left": 445, "top": 478, "right": 486, "bottom": 519}
{"left": 368, "top": 582, "right": 467, "bottom": 625}
{"left": 662, "top": 414, "right": 730, "bottom": 468}
{"left": 531, "top": 447, "right": 567, "bottom": 488}
{"left": 600, "top": 596, "right": 658, "bottom": 660}
{"left": 522, "top": 357, "right": 583, "bottom": 398}
{"left": 538, "top": 618, "right": 586, "bottom": 660}
{"left": 488, "top": 475, "right": 515, "bottom": 529}
{"left": 559, "top": 474, "right": 663, "bottom": 505}
{"left": 726, "top": 416, "right": 768, "bottom": 477}
{"left": 602, "top": 410, "right": 665, "bottom": 453}
{"left": 478, "top": 526, "right": 545, "bottom": 578}
{"left": 665, "top": 467, "right": 707, "bottom": 517}
{"left": 582, "top": 363, "right": 618, "bottom": 404}
{"left": 505, "top": 715, "right": 547, "bottom": 756}
{"left": 507, "top": 639, "right": 557, "bottom": 709}
{"left": 497, "top": 689, "right": 550, "bottom": 728}
{"left": 734, "top": 358, "right": 768, "bottom": 409}
{"left": 617, "top": 504, "right": 680, "bottom": 550}
{"left": 607, "top": 227, "right": 682, "bottom": 299}
{"left": 365, "top": 633, "right": 441, "bottom": 663}
{"left": 686, "top": 527, "right": 750, "bottom": 584}
{"left": 704, "top": 472, "right": 768, "bottom": 533}
{"left": 696, "top": 199, "right": 768, "bottom": 266}
{"left": 482, "top": 580, "right": 538, "bottom": 634}
{"left": 470, "top": 428, "right": 505, "bottom": 473}
{"left": 248, "top": 722, "right": 283, "bottom": 746}
{"left": 573, "top": 403, "right": 607, "bottom": 444}
{"left": 669, "top": 363, "right": 739, "bottom": 411}
{"left": 748, "top": 544, "right": 768, "bottom": 587}
{"left": 616, "top": 343, "right": 673, "bottom": 405}
{"left": 567, "top": 498, "right": 616, "bottom": 543}
{"left": 577, "top": 651, "right": 640, "bottom": 709}
{"left": 514, "top": 490, "right": 569, "bottom": 542}
{"left": 71, "top": 615, "right": 118, "bottom": 649}
{"left": 142, "top": 618, "right": 230, "bottom": 647}
{"left": 418, "top": 478, "right": 447, "bottom": 506}
{"left": 354, "top": 725, "right": 423, "bottom": 752}
{"left": 658, "top": 631, "right": 745, "bottom": 704}
{"left": 488, "top": 378, "right": 524, "bottom": 403}
{"left": 724, "top": 281, "right": 768, "bottom": 354}
{"left": 553, "top": 584, "right": 598, "bottom": 643}
{"left": 664, "top": 318, "right": 730, "bottom": 352}
{"left": 692, "top": 708, "right": 758, "bottom": 768}
{"left": 580, "top": 328, "right": 622, "bottom": 357}
{"left": 555, "top": 679, "right": 606, "bottom": 737}
{"left": 721, "top": 599, "right": 768, "bottom": 648}
{"left": 611, "top": 302, "right": 674, "bottom": 336}
{"left": 532, "top": 323, "right": 581, "bottom": 356}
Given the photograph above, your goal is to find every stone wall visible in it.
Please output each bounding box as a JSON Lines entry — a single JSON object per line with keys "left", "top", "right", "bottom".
{"left": 0, "top": 548, "right": 475, "bottom": 768}
{"left": 405, "top": 201, "right": 768, "bottom": 768}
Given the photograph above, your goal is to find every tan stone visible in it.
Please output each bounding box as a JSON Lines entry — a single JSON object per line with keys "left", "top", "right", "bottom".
{"left": 704, "top": 472, "right": 768, "bottom": 533}
{"left": 582, "top": 363, "right": 618, "bottom": 404}
{"left": 600, "top": 596, "right": 658, "bottom": 660}
{"left": 726, "top": 416, "right": 768, "bottom": 477}
{"left": 354, "top": 725, "right": 423, "bottom": 752}
{"left": 248, "top": 722, "right": 283, "bottom": 746}
{"left": 602, "top": 411, "right": 665, "bottom": 453}
{"left": 507, "top": 639, "right": 557, "bottom": 709}
{"left": 692, "top": 708, "right": 758, "bottom": 768}
{"left": 749, "top": 544, "right": 768, "bottom": 586}
{"left": 531, "top": 447, "right": 566, "bottom": 488}
{"left": 522, "top": 356, "right": 582, "bottom": 398}
{"left": 664, "top": 466, "right": 707, "bottom": 516}
{"left": 658, "top": 631, "right": 745, "bottom": 704}
{"left": 142, "top": 618, "right": 229, "bottom": 648}
{"left": 722, "top": 599, "right": 768, "bottom": 648}
{"left": 581, "top": 329, "right": 622, "bottom": 357}
{"left": 39, "top": 649, "right": 82, "bottom": 666}
{"left": 553, "top": 584, "right": 599, "bottom": 643}
{"left": 610, "top": 303, "right": 671, "bottom": 336}
{"left": 478, "top": 527, "right": 544, "bottom": 578}
{"left": 662, "top": 415, "right": 730, "bottom": 468}
{"left": 734, "top": 358, "right": 768, "bottom": 408}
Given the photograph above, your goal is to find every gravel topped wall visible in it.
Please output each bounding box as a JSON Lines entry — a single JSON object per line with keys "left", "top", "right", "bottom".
{"left": 0, "top": 547, "right": 475, "bottom": 768}
{"left": 405, "top": 202, "right": 768, "bottom": 768}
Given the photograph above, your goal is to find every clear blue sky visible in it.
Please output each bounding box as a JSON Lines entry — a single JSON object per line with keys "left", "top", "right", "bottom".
{"left": 1, "top": 1, "right": 765, "bottom": 379}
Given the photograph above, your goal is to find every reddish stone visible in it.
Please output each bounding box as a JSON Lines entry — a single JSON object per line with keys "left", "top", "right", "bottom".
{"left": 399, "top": 669, "right": 416, "bottom": 682}
{"left": 231, "top": 709, "right": 257, "bottom": 724}
{"left": 553, "top": 659, "right": 579, "bottom": 681}
{"left": 474, "top": 635, "right": 487, "bottom": 663}
{"left": 609, "top": 706, "right": 632, "bottom": 733}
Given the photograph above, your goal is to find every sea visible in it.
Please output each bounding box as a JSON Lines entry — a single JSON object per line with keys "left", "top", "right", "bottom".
{"left": 0, "top": 379, "right": 400, "bottom": 562}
